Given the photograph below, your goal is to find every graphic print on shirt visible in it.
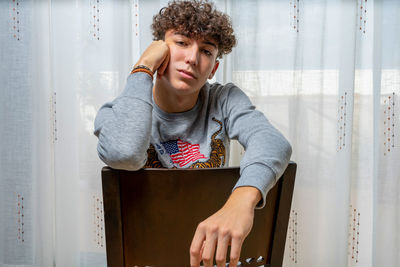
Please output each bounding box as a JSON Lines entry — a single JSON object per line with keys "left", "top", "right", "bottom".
{"left": 190, "top": 117, "right": 226, "bottom": 168}
{"left": 143, "top": 144, "right": 163, "bottom": 168}
{"left": 162, "top": 139, "right": 207, "bottom": 167}
{"left": 144, "top": 117, "right": 226, "bottom": 168}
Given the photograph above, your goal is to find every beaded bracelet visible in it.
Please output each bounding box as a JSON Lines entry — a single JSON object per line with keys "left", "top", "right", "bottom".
{"left": 131, "top": 65, "right": 154, "bottom": 79}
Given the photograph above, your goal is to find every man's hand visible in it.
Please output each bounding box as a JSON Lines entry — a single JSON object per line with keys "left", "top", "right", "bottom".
{"left": 190, "top": 187, "right": 261, "bottom": 267}
{"left": 134, "top": 40, "right": 170, "bottom": 75}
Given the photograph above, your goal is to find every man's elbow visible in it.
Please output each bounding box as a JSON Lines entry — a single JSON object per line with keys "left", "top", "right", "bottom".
{"left": 97, "top": 144, "right": 146, "bottom": 171}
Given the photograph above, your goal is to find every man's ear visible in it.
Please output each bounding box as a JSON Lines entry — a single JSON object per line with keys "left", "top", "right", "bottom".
{"left": 208, "top": 60, "right": 219, "bottom": 79}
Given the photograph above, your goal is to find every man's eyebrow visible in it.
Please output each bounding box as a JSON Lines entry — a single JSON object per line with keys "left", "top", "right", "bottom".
{"left": 172, "top": 32, "right": 191, "bottom": 41}
{"left": 203, "top": 40, "right": 217, "bottom": 49}
{"left": 173, "top": 31, "right": 188, "bottom": 37}
{"left": 173, "top": 32, "right": 217, "bottom": 49}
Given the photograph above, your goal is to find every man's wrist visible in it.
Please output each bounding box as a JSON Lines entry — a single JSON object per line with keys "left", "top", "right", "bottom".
{"left": 228, "top": 186, "right": 262, "bottom": 209}
{"left": 134, "top": 60, "right": 156, "bottom": 73}
{"left": 131, "top": 65, "right": 154, "bottom": 79}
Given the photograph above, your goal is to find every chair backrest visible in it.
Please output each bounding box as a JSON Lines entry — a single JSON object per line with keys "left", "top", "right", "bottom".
{"left": 102, "top": 162, "right": 296, "bottom": 267}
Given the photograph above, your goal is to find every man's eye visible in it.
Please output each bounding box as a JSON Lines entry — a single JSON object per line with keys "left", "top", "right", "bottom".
{"left": 176, "top": 41, "right": 186, "bottom": 46}
{"left": 203, "top": 49, "right": 212, "bottom": 56}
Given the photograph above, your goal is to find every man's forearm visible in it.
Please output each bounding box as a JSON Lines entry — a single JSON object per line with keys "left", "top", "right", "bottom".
{"left": 94, "top": 72, "right": 154, "bottom": 170}
{"left": 225, "top": 186, "right": 262, "bottom": 210}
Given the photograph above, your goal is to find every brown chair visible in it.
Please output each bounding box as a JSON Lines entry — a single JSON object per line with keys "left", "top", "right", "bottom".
{"left": 102, "top": 162, "right": 296, "bottom": 267}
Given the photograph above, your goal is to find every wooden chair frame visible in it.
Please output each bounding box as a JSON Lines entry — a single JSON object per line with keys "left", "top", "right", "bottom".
{"left": 102, "top": 162, "right": 296, "bottom": 267}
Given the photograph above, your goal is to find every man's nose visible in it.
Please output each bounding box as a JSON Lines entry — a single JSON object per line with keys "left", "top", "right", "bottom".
{"left": 185, "top": 45, "right": 199, "bottom": 66}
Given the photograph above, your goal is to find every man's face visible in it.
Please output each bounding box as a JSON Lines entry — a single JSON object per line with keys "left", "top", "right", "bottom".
{"left": 160, "top": 29, "right": 219, "bottom": 96}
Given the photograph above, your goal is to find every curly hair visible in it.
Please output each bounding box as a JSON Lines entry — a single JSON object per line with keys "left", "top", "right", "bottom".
{"left": 151, "top": 0, "right": 236, "bottom": 58}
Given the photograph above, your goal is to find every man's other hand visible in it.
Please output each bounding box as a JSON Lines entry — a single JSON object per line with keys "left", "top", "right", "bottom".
{"left": 134, "top": 40, "right": 170, "bottom": 75}
{"left": 189, "top": 187, "right": 261, "bottom": 267}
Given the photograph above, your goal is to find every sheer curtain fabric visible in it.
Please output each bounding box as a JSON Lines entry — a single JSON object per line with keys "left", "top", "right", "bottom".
{"left": 0, "top": 0, "right": 399, "bottom": 266}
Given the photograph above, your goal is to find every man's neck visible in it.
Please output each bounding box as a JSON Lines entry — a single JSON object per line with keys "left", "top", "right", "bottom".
{"left": 153, "top": 79, "right": 201, "bottom": 113}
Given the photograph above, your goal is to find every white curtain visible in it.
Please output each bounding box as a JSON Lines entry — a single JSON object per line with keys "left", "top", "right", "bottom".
{"left": 0, "top": 0, "right": 399, "bottom": 267}
{"left": 228, "top": 1, "right": 400, "bottom": 266}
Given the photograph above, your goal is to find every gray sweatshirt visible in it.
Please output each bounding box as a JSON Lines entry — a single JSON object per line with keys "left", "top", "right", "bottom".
{"left": 94, "top": 72, "right": 292, "bottom": 208}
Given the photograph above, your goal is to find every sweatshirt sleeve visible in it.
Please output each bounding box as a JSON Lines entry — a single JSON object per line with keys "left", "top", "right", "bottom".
{"left": 221, "top": 84, "right": 292, "bottom": 209}
{"left": 94, "top": 72, "right": 153, "bottom": 170}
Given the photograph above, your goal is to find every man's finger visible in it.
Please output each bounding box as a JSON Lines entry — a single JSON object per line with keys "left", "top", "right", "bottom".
{"left": 201, "top": 231, "right": 218, "bottom": 267}
{"left": 190, "top": 227, "right": 206, "bottom": 267}
{"left": 199, "top": 240, "right": 205, "bottom": 259}
{"left": 158, "top": 51, "right": 170, "bottom": 75}
{"left": 229, "top": 234, "right": 244, "bottom": 267}
{"left": 215, "top": 232, "right": 230, "bottom": 267}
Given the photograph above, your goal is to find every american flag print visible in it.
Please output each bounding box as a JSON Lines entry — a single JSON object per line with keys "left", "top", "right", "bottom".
{"left": 162, "top": 139, "right": 207, "bottom": 167}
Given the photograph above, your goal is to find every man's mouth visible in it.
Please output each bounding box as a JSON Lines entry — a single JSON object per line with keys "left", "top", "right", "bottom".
{"left": 178, "top": 69, "right": 196, "bottom": 79}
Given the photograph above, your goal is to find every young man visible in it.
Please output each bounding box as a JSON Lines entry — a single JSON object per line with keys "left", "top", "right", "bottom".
{"left": 94, "top": 1, "right": 292, "bottom": 266}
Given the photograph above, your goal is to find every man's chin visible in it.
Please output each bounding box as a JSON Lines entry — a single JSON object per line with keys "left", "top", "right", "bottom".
{"left": 156, "top": 75, "right": 200, "bottom": 94}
